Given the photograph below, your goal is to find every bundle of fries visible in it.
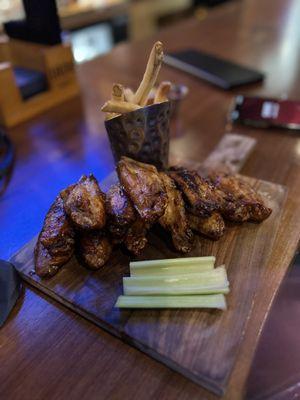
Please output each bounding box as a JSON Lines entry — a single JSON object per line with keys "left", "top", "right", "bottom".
{"left": 101, "top": 41, "right": 172, "bottom": 120}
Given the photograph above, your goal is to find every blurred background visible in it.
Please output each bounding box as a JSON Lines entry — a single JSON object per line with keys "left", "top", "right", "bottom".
{"left": 0, "top": 0, "right": 229, "bottom": 63}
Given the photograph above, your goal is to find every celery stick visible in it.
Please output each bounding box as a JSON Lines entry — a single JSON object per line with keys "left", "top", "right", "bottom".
{"left": 130, "top": 265, "right": 214, "bottom": 277}
{"left": 115, "top": 294, "right": 227, "bottom": 310}
{"left": 130, "top": 256, "right": 215, "bottom": 277}
{"left": 130, "top": 256, "right": 215, "bottom": 268}
{"left": 124, "top": 284, "right": 229, "bottom": 296}
{"left": 123, "top": 267, "right": 229, "bottom": 296}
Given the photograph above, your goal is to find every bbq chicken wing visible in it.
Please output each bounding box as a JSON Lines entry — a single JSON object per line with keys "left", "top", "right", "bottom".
{"left": 63, "top": 175, "right": 106, "bottom": 230}
{"left": 168, "top": 167, "right": 220, "bottom": 217}
{"left": 106, "top": 184, "right": 136, "bottom": 242}
{"left": 35, "top": 240, "right": 71, "bottom": 278}
{"left": 35, "top": 194, "right": 75, "bottom": 277}
{"left": 209, "top": 172, "right": 272, "bottom": 223}
{"left": 187, "top": 211, "right": 225, "bottom": 240}
{"left": 159, "top": 172, "right": 194, "bottom": 253}
{"left": 78, "top": 231, "right": 112, "bottom": 270}
{"left": 124, "top": 218, "right": 148, "bottom": 256}
{"left": 106, "top": 183, "right": 149, "bottom": 254}
{"left": 117, "top": 157, "right": 167, "bottom": 224}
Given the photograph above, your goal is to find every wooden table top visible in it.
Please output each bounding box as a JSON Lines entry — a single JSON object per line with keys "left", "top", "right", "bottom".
{"left": 1, "top": 0, "right": 300, "bottom": 399}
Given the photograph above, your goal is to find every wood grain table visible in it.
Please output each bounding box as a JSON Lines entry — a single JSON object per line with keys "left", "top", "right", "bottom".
{"left": 1, "top": 0, "right": 300, "bottom": 399}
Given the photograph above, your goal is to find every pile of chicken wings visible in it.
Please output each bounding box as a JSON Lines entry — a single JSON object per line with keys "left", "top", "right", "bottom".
{"left": 35, "top": 157, "right": 272, "bottom": 278}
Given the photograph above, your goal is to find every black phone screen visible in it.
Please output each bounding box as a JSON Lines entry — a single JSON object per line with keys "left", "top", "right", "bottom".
{"left": 164, "top": 50, "right": 265, "bottom": 90}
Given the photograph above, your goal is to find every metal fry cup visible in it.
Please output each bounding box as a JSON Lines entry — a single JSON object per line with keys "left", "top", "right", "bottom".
{"left": 105, "top": 101, "right": 171, "bottom": 170}
{"left": 168, "top": 84, "right": 189, "bottom": 119}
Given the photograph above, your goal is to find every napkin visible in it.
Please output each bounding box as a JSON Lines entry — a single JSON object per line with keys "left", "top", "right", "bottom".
{"left": 0, "top": 260, "right": 22, "bottom": 327}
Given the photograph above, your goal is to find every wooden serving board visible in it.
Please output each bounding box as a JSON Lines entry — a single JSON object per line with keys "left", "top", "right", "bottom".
{"left": 10, "top": 173, "right": 287, "bottom": 396}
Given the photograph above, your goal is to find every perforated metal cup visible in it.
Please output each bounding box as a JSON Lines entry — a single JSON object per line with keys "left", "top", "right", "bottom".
{"left": 105, "top": 101, "right": 171, "bottom": 170}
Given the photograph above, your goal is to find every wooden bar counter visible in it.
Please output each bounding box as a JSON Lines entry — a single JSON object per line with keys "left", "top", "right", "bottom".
{"left": 1, "top": 0, "right": 300, "bottom": 399}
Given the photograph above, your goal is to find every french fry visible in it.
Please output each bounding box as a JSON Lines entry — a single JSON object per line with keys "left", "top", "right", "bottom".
{"left": 105, "top": 113, "right": 117, "bottom": 121}
{"left": 105, "top": 113, "right": 116, "bottom": 121}
{"left": 105, "top": 83, "right": 125, "bottom": 120}
{"left": 101, "top": 100, "right": 141, "bottom": 114}
{"left": 133, "top": 41, "right": 164, "bottom": 106}
{"left": 101, "top": 41, "right": 166, "bottom": 119}
{"left": 145, "top": 87, "right": 156, "bottom": 105}
{"left": 112, "top": 83, "right": 124, "bottom": 102}
{"left": 124, "top": 87, "right": 135, "bottom": 102}
{"left": 154, "top": 81, "right": 171, "bottom": 103}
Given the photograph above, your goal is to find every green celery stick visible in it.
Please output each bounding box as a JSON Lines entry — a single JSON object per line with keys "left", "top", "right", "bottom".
{"left": 130, "top": 256, "right": 215, "bottom": 276}
{"left": 115, "top": 294, "right": 227, "bottom": 310}
{"left": 123, "top": 266, "right": 229, "bottom": 296}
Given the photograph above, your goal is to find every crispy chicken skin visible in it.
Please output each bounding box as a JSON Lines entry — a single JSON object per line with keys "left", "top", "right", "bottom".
{"left": 106, "top": 184, "right": 136, "bottom": 242}
{"left": 124, "top": 218, "right": 148, "bottom": 256}
{"left": 78, "top": 231, "right": 112, "bottom": 270}
{"left": 159, "top": 172, "right": 194, "bottom": 253}
{"left": 39, "top": 195, "right": 75, "bottom": 255}
{"left": 63, "top": 175, "right": 106, "bottom": 230}
{"left": 35, "top": 195, "right": 75, "bottom": 277}
{"left": 106, "top": 184, "right": 148, "bottom": 254}
{"left": 35, "top": 240, "right": 72, "bottom": 278}
{"left": 168, "top": 167, "right": 220, "bottom": 217}
{"left": 117, "top": 157, "right": 167, "bottom": 224}
{"left": 209, "top": 172, "right": 272, "bottom": 223}
{"left": 187, "top": 211, "right": 225, "bottom": 240}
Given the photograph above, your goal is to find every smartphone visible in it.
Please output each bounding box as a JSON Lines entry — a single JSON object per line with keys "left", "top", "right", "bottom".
{"left": 230, "top": 95, "right": 300, "bottom": 130}
{"left": 164, "top": 50, "right": 264, "bottom": 90}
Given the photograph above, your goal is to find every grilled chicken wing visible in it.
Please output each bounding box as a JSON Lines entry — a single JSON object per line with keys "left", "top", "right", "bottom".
{"left": 35, "top": 160, "right": 273, "bottom": 279}
{"left": 63, "top": 175, "right": 106, "bottom": 230}
{"left": 124, "top": 218, "right": 148, "bottom": 256}
{"left": 187, "top": 211, "right": 225, "bottom": 240}
{"left": 78, "top": 231, "right": 112, "bottom": 270}
{"left": 35, "top": 240, "right": 70, "bottom": 278}
{"left": 117, "top": 157, "right": 167, "bottom": 224}
{"left": 159, "top": 172, "right": 194, "bottom": 253}
{"left": 106, "top": 184, "right": 136, "bottom": 242}
{"left": 35, "top": 194, "right": 75, "bottom": 277}
{"left": 209, "top": 172, "right": 272, "bottom": 222}
{"left": 168, "top": 167, "right": 220, "bottom": 217}
{"left": 106, "top": 183, "right": 148, "bottom": 254}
